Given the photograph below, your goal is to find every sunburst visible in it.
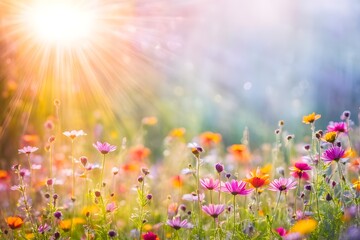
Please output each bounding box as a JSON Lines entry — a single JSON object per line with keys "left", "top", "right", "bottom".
{"left": 0, "top": 0, "right": 179, "bottom": 139}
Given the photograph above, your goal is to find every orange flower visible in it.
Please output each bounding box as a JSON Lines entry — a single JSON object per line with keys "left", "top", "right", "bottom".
{"left": 168, "top": 128, "right": 186, "bottom": 138}
{"left": 352, "top": 177, "right": 360, "bottom": 192}
{"left": 227, "top": 144, "right": 250, "bottom": 163}
{"left": 0, "top": 170, "right": 9, "bottom": 180}
{"left": 244, "top": 168, "right": 270, "bottom": 189}
{"left": 171, "top": 175, "right": 183, "bottom": 188}
{"left": 290, "top": 218, "right": 317, "bottom": 235}
{"left": 302, "top": 112, "right": 321, "bottom": 124}
{"left": 343, "top": 148, "right": 357, "bottom": 159}
{"left": 199, "top": 131, "right": 222, "bottom": 147}
{"left": 128, "top": 145, "right": 150, "bottom": 162}
{"left": 350, "top": 158, "right": 360, "bottom": 172}
{"left": 6, "top": 216, "right": 24, "bottom": 230}
{"left": 122, "top": 162, "right": 140, "bottom": 172}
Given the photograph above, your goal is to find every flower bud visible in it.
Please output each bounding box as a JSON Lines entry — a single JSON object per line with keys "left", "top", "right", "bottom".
{"left": 215, "top": 163, "right": 224, "bottom": 173}
{"left": 80, "top": 156, "right": 88, "bottom": 167}
{"left": 95, "top": 191, "right": 101, "bottom": 197}
{"left": 326, "top": 193, "right": 332, "bottom": 201}
{"left": 46, "top": 178, "right": 53, "bottom": 186}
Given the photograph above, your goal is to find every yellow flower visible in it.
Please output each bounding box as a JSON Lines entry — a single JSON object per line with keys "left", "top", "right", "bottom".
{"left": 260, "top": 164, "right": 272, "bottom": 174}
{"left": 82, "top": 205, "right": 100, "bottom": 216}
{"left": 168, "top": 128, "right": 186, "bottom": 138}
{"left": 25, "top": 233, "right": 34, "bottom": 239}
{"left": 302, "top": 112, "right": 321, "bottom": 124}
{"left": 290, "top": 219, "right": 317, "bottom": 235}
{"left": 352, "top": 177, "right": 360, "bottom": 192}
{"left": 344, "top": 148, "right": 357, "bottom": 159}
{"left": 142, "top": 223, "right": 152, "bottom": 232}
{"left": 322, "top": 131, "right": 337, "bottom": 143}
{"left": 59, "top": 218, "right": 85, "bottom": 232}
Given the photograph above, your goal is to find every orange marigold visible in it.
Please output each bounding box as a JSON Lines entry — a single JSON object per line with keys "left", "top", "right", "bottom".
{"left": 227, "top": 144, "right": 250, "bottom": 163}
{"left": 6, "top": 216, "right": 24, "bottom": 230}
{"left": 199, "top": 131, "right": 222, "bottom": 147}
{"left": 244, "top": 168, "right": 270, "bottom": 189}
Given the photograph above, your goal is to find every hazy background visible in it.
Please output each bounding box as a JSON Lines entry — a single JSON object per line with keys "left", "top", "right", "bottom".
{"left": 1, "top": 0, "right": 360, "bottom": 159}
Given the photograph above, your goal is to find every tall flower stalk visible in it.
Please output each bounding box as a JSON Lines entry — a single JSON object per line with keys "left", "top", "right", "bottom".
{"left": 188, "top": 143, "right": 204, "bottom": 237}
{"left": 93, "top": 141, "right": 117, "bottom": 188}
{"left": 18, "top": 146, "right": 38, "bottom": 195}
{"left": 224, "top": 179, "right": 253, "bottom": 237}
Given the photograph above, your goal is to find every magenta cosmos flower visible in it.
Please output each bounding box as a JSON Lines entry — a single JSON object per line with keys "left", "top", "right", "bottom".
{"left": 167, "top": 216, "right": 193, "bottom": 230}
{"left": 93, "top": 141, "right": 117, "bottom": 154}
{"left": 63, "top": 130, "right": 87, "bottom": 140}
{"left": 200, "top": 178, "right": 220, "bottom": 190}
{"left": 327, "top": 122, "right": 348, "bottom": 134}
{"left": 202, "top": 204, "right": 225, "bottom": 218}
{"left": 142, "top": 232, "right": 159, "bottom": 240}
{"left": 18, "top": 146, "right": 38, "bottom": 155}
{"left": 321, "top": 146, "right": 345, "bottom": 163}
{"left": 268, "top": 177, "right": 297, "bottom": 193}
{"left": 223, "top": 179, "right": 253, "bottom": 195}
{"left": 289, "top": 162, "right": 312, "bottom": 180}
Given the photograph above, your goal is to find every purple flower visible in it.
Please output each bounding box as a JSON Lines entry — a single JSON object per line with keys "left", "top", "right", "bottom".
{"left": 38, "top": 223, "right": 51, "bottom": 233}
{"left": 223, "top": 179, "right": 253, "bottom": 195}
{"left": 167, "top": 216, "right": 193, "bottom": 230}
{"left": 106, "top": 202, "right": 117, "bottom": 212}
{"left": 93, "top": 141, "right": 117, "bottom": 154}
{"left": 18, "top": 146, "right": 38, "bottom": 155}
{"left": 215, "top": 163, "right": 224, "bottom": 173}
{"left": 268, "top": 177, "right": 297, "bottom": 193}
{"left": 321, "top": 146, "right": 345, "bottom": 163}
{"left": 327, "top": 122, "right": 348, "bottom": 134}
{"left": 202, "top": 204, "right": 225, "bottom": 218}
{"left": 200, "top": 178, "right": 220, "bottom": 191}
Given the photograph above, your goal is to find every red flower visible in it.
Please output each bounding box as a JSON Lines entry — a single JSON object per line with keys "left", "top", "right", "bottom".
{"left": 289, "top": 162, "right": 312, "bottom": 180}
{"left": 142, "top": 231, "right": 159, "bottom": 240}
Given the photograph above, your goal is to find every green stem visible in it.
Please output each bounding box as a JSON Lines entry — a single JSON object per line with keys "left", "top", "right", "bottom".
{"left": 272, "top": 192, "right": 281, "bottom": 221}
{"left": 27, "top": 154, "right": 32, "bottom": 195}
{"left": 233, "top": 195, "right": 236, "bottom": 238}
{"left": 315, "top": 140, "right": 321, "bottom": 221}
{"left": 101, "top": 154, "right": 106, "bottom": 187}
{"left": 337, "top": 162, "right": 345, "bottom": 207}
{"left": 218, "top": 173, "right": 221, "bottom": 204}
{"left": 138, "top": 180, "right": 145, "bottom": 240}
{"left": 196, "top": 156, "right": 201, "bottom": 236}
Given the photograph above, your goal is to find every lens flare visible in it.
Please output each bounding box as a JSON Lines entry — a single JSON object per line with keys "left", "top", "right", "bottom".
{"left": 24, "top": 1, "right": 96, "bottom": 45}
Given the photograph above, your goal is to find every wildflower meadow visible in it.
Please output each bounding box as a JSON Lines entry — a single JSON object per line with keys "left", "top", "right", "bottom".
{"left": 0, "top": 109, "right": 360, "bottom": 240}
{"left": 1, "top": 1, "right": 360, "bottom": 240}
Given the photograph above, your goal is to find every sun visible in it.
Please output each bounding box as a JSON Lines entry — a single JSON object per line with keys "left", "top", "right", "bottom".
{"left": 24, "top": 1, "right": 96, "bottom": 46}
